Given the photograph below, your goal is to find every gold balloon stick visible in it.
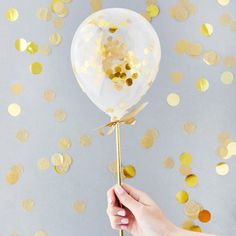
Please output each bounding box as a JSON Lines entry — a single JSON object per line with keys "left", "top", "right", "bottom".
{"left": 115, "top": 122, "right": 124, "bottom": 236}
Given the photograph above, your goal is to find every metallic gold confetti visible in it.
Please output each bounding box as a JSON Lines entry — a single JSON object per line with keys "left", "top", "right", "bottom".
{"left": 187, "top": 42, "right": 203, "bottom": 57}
{"left": 184, "top": 201, "right": 203, "bottom": 219}
{"left": 183, "top": 122, "right": 196, "bottom": 134}
{"left": 216, "top": 162, "right": 229, "bottom": 175}
{"left": 176, "top": 190, "right": 189, "bottom": 204}
{"left": 218, "top": 131, "right": 231, "bottom": 144}
{"left": 170, "top": 71, "right": 183, "bottom": 84}
{"left": 49, "top": 32, "right": 62, "bottom": 46}
{"left": 89, "top": 0, "right": 102, "bottom": 12}
{"left": 15, "top": 38, "right": 28, "bottom": 52}
{"left": 5, "top": 8, "right": 19, "bottom": 22}
{"left": 11, "top": 164, "right": 24, "bottom": 175}
{"left": 190, "top": 225, "right": 202, "bottom": 232}
{"left": 196, "top": 77, "right": 209, "bottom": 92}
{"left": 37, "top": 158, "right": 50, "bottom": 170}
{"left": 80, "top": 134, "right": 92, "bottom": 147}
{"left": 198, "top": 209, "right": 211, "bottom": 223}
{"left": 43, "top": 89, "right": 56, "bottom": 102}
{"left": 175, "top": 39, "right": 189, "bottom": 54}
{"left": 8, "top": 103, "right": 21, "bottom": 117}
{"left": 224, "top": 56, "right": 236, "bottom": 67}
{"left": 35, "top": 230, "right": 47, "bottom": 236}
{"left": 185, "top": 174, "right": 198, "bottom": 187}
{"left": 216, "top": 146, "right": 228, "bottom": 158}
{"left": 203, "top": 50, "right": 220, "bottom": 65}
{"left": 53, "top": 17, "right": 64, "bottom": 28}
{"left": 227, "top": 141, "right": 236, "bottom": 156}
{"left": 217, "top": 0, "right": 230, "bottom": 6}
{"left": 167, "top": 93, "right": 180, "bottom": 107}
{"left": 36, "top": 8, "right": 52, "bottom": 21}
{"left": 74, "top": 200, "right": 86, "bottom": 213}
{"left": 179, "top": 152, "right": 192, "bottom": 166}
{"left": 54, "top": 109, "right": 67, "bottom": 122}
{"left": 146, "top": 4, "right": 160, "bottom": 17}
{"left": 26, "top": 42, "right": 38, "bottom": 54}
{"left": 182, "top": 220, "right": 194, "bottom": 230}
{"left": 51, "top": 0, "right": 65, "bottom": 14}
{"left": 220, "top": 71, "right": 234, "bottom": 84}
{"left": 140, "top": 129, "right": 158, "bottom": 149}
{"left": 58, "top": 137, "right": 71, "bottom": 150}
{"left": 163, "top": 156, "right": 175, "bottom": 169}
{"left": 38, "top": 44, "right": 52, "bottom": 56}
{"left": 123, "top": 165, "right": 136, "bottom": 178}
{"left": 30, "top": 62, "right": 43, "bottom": 75}
{"left": 179, "top": 165, "right": 192, "bottom": 176}
{"left": 200, "top": 23, "right": 213, "bottom": 37}
{"left": 219, "top": 13, "right": 232, "bottom": 26}
{"left": 51, "top": 153, "right": 64, "bottom": 166}
{"left": 10, "top": 83, "right": 24, "bottom": 95}
{"left": 22, "top": 199, "right": 35, "bottom": 212}
{"left": 16, "top": 129, "right": 29, "bottom": 142}
{"left": 52, "top": 153, "right": 72, "bottom": 174}
{"left": 5, "top": 165, "right": 23, "bottom": 185}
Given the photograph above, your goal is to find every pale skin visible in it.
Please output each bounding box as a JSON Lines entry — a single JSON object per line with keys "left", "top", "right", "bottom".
{"left": 106, "top": 183, "right": 218, "bottom": 236}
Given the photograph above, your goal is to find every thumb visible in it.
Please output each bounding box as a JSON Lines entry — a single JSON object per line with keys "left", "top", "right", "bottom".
{"left": 114, "top": 185, "right": 142, "bottom": 213}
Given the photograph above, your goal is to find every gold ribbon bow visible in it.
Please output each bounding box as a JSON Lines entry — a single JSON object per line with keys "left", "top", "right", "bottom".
{"left": 98, "top": 102, "right": 148, "bottom": 136}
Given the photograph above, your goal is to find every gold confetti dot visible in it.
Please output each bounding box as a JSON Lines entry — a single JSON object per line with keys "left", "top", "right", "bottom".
{"left": 16, "top": 129, "right": 29, "bottom": 142}
{"left": 216, "top": 146, "right": 228, "bottom": 158}
{"left": 183, "top": 122, "right": 196, "bottom": 134}
{"left": 51, "top": 153, "right": 64, "bottom": 166}
{"left": 182, "top": 220, "right": 194, "bottom": 230}
{"left": 140, "top": 131, "right": 155, "bottom": 149}
{"left": 49, "top": 32, "right": 62, "bottom": 46}
{"left": 5, "top": 165, "right": 23, "bottom": 185}
{"left": 36, "top": 8, "right": 52, "bottom": 21}
{"left": 167, "top": 93, "right": 180, "bottom": 107}
{"left": 10, "top": 83, "right": 24, "bottom": 95}
{"left": 176, "top": 190, "right": 189, "bottom": 204}
{"left": 53, "top": 17, "right": 64, "bottom": 28}
{"left": 38, "top": 44, "right": 52, "bottom": 56}
{"left": 217, "top": 0, "right": 230, "bottom": 6}
{"left": 190, "top": 225, "right": 202, "bottom": 232}
{"left": 162, "top": 156, "right": 175, "bottom": 169}
{"left": 80, "top": 134, "right": 92, "bottom": 147}
{"left": 179, "top": 152, "right": 192, "bottom": 166}
{"left": 220, "top": 71, "right": 234, "bottom": 84}
{"left": 58, "top": 137, "right": 71, "bottom": 150}
{"left": 187, "top": 43, "right": 203, "bottom": 57}
{"left": 219, "top": 13, "right": 232, "bottom": 26}
{"left": 218, "top": 131, "right": 231, "bottom": 144}
{"left": 146, "top": 4, "right": 160, "bottom": 17}
{"left": 203, "top": 50, "right": 219, "bottom": 65}
{"left": 11, "top": 164, "right": 24, "bottom": 175}
{"left": 15, "top": 38, "right": 28, "bottom": 52}
{"left": 8, "top": 103, "right": 21, "bottom": 117}
{"left": 196, "top": 77, "right": 209, "bottom": 92}
{"left": 170, "top": 71, "right": 183, "bottom": 84}
{"left": 200, "top": 23, "right": 213, "bottom": 37}
{"left": 216, "top": 162, "right": 229, "bottom": 175}
{"left": 74, "top": 200, "right": 86, "bottom": 213}
{"left": 185, "top": 174, "right": 198, "bottom": 187}
{"left": 35, "top": 230, "right": 47, "bottom": 236}
{"left": 5, "top": 8, "right": 19, "bottom": 22}
{"left": 175, "top": 39, "right": 189, "bottom": 54}
{"left": 43, "top": 89, "right": 56, "bottom": 102}
{"left": 89, "top": 0, "right": 102, "bottom": 12}
{"left": 227, "top": 141, "right": 236, "bottom": 156}
{"left": 37, "top": 158, "right": 50, "bottom": 170}
{"left": 170, "top": 5, "right": 189, "bottom": 22}
{"left": 184, "top": 201, "right": 203, "bottom": 219}
{"left": 123, "top": 165, "right": 136, "bottom": 178}
{"left": 179, "top": 165, "right": 192, "bottom": 176}
{"left": 26, "top": 42, "right": 38, "bottom": 54}
{"left": 30, "top": 62, "right": 43, "bottom": 75}
{"left": 198, "top": 209, "right": 211, "bottom": 223}
{"left": 54, "top": 109, "right": 67, "bottom": 122}
{"left": 22, "top": 199, "right": 35, "bottom": 212}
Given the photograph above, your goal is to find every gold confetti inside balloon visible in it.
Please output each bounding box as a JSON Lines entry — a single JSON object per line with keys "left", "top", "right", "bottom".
{"left": 71, "top": 8, "right": 161, "bottom": 119}
{"left": 176, "top": 190, "right": 189, "bottom": 204}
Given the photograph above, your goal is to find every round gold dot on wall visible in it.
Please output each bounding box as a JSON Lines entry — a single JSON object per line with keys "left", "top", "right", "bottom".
{"left": 183, "top": 122, "right": 197, "bottom": 134}
{"left": 15, "top": 38, "right": 28, "bottom": 52}
{"left": 43, "top": 89, "right": 56, "bottom": 102}
{"left": 58, "top": 137, "right": 71, "bottom": 150}
{"left": 38, "top": 44, "right": 52, "bottom": 56}
{"left": 146, "top": 4, "right": 160, "bottom": 17}
{"left": 35, "top": 230, "right": 47, "bottom": 236}
{"left": 53, "top": 17, "right": 64, "bottom": 28}
{"left": 185, "top": 174, "right": 198, "bottom": 187}
{"left": 167, "top": 93, "right": 180, "bottom": 107}
{"left": 216, "top": 146, "right": 228, "bottom": 158}
{"left": 170, "top": 71, "right": 184, "bottom": 84}
{"left": 5, "top": 8, "right": 19, "bottom": 22}
{"left": 37, "top": 158, "right": 50, "bottom": 171}
{"left": 10, "top": 83, "right": 24, "bottom": 95}
{"left": 8, "top": 103, "right": 21, "bottom": 117}
{"left": 30, "top": 62, "right": 43, "bottom": 75}
{"left": 36, "top": 8, "right": 52, "bottom": 21}
{"left": 54, "top": 109, "right": 67, "bottom": 122}
{"left": 176, "top": 190, "right": 189, "bottom": 204}
{"left": 203, "top": 50, "right": 219, "bottom": 65}
{"left": 16, "top": 129, "right": 29, "bottom": 142}
{"left": 179, "top": 152, "right": 192, "bottom": 166}
{"left": 80, "top": 134, "right": 92, "bottom": 147}
{"left": 49, "top": 32, "right": 62, "bottom": 46}
{"left": 26, "top": 42, "right": 38, "bottom": 54}
{"left": 190, "top": 225, "right": 202, "bottom": 232}
{"left": 220, "top": 71, "right": 234, "bottom": 84}
{"left": 21, "top": 199, "right": 35, "bottom": 212}
{"left": 198, "top": 209, "right": 211, "bottom": 223}
{"left": 184, "top": 201, "right": 203, "bottom": 219}
{"left": 196, "top": 78, "right": 209, "bottom": 92}
{"left": 200, "top": 23, "right": 213, "bottom": 37}
{"left": 216, "top": 162, "right": 229, "bottom": 175}
{"left": 179, "top": 165, "right": 192, "bottom": 176}
{"left": 162, "top": 156, "right": 175, "bottom": 169}
{"left": 73, "top": 200, "right": 86, "bottom": 213}
{"left": 217, "top": 0, "right": 230, "bottom": 6}
{"left": 123, "top": 165, "right": 136, "bottom": 178}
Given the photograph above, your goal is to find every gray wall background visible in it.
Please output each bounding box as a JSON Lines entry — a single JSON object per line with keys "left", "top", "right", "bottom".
{"left": 0, "top": 0, "right": 236, "bottom": 235}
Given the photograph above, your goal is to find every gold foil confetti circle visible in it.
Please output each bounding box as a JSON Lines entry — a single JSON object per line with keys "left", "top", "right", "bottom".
{"left": 8, "top": 103, "right": 21, "bottom": 117}
{"left": 123, "top": 165, "right": 136, "bottom": 178}
{"left": 184, "top": 201, "right": 202, "bottom": 219}
{"left": 170, "top": 71, "right": 183, "bottom": 84}
{"left": 185, "top": 174, "right": 198, "bottom": 187}
{"left": 53, "top": 17, "right": 64, "bottom": 28}
{"left": 227, "top": 141, "right": 236, "bottom": 156}
{"left": 30, "top": 62, "right": 43, "bottom": 75}
{"left": 49, "top": 32, "right": 62, "bottom": 45}
{"left": 43, "top": 89, "right": 56, "bottom": 102}
{"left": 167, "top": 93, "right": 180, "bottom": 107}
{"left": 176, "top": 190, "right": 189, "bottom": 204}
{"left": 217, "top": 0, "right": 230, "bottom": 6}
{"left": 10, "top": 83, "right": 24, "bottom": 95}
{"left": 140, "top": 129, "right": 158, "bottom": 149}
{"left": 179, "top": 165, "right": 192, "bottom": 176}
{"left": 74, "top": 200, "right": 86, "bottom": 213}
{"left": 36, "top": 8, "right": 52, "bottom": 21}
{"left": 26, "top": 42, "right": 38, "bottom": 54}
{"left": 15, "top": 38, "right": 28, "bottom": 52}
{"left": 37, "top": 158, "right": 50, "bottom": 171}
{"left": 89, "top": 0, "right": 102, "bottom": 12}
{"left": 146, "top": 4, "right": 159, "bottom": 17}
{"left": 190, "top": 225, "right": 202, "bottom": 232}
{"left": 38, "top": 44, "right": 52, "bottom": 56}
{"left": 216, "top": 146, "right": 228, "bottom": 158}
{"left": 183, "top": 122, "right": 196, "bottom": 134}
{"left": 35, "top": 230, "right": 47, "bottom": 236}
{"left": 5, "top": 164, "right": 23, "bottom": 185}
{"left": 196, "top": 77, "right": 209, "bottom": 92}
{"left": 179, "top": 152, "right": 192, "bottom": 166}
{"left": 80, "top": 134, "right": 92, "bottom": 147}
{"left": 203, "top": 50, "right": 219, "bottom": 65}
{"left": 220, "top": 71, "right": 234, "bottom": 84}
{"left": 182, "top": 220, "right": 194, "bottom": 230}
{"left": 58, "top": 137, "right": 71, "bottom": 150}
{"left": 200, "top": 23, "right": 213, "bottom": 37}
{"left": 5, "top": 8, "right": 19, "bottom": 22}
{"left": 198, "top": 209, "right": 211, "bottom": 223}
{"left": 16, "top": 129, "right": 29, "bottom": 142}
{"left": 216, "top": 162, "right": 229, "bottom": 175}
{"left": 22, "top": 199, "right": 35, "bottom": 212}
{"left": 51, "top": 153, "right": 64, "bottom": 166}
{"left": 162, "top": 156, "right": 175, "bottom": 169}
{"left": 54, "top": 109, "right": 67, "bottom": 122}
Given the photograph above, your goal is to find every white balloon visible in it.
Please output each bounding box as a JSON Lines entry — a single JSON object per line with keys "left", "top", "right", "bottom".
{"left": 71, "top": 8, "right": 161, "bottom": 119}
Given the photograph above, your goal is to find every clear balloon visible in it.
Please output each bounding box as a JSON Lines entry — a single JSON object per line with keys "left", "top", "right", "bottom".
{"left": 71, "top": 8, "right": 161, "bottom": 119}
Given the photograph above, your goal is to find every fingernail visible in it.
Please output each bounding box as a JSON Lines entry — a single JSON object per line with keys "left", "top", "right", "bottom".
{"left": 115, "top": 185, "right": 124, "bottom": 195}
{"left": 117, "top": 210, "right": 125, "bottom": 216}
{"left": 107, "top": 197, "right": 112, "bottom": 204}
{"left": 121, "top": 218, "right": 129, "bottom": 224}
